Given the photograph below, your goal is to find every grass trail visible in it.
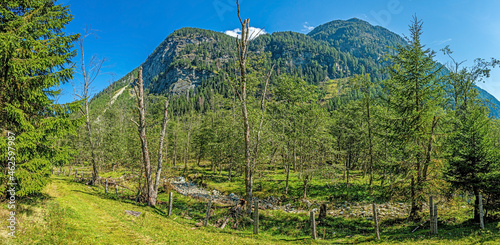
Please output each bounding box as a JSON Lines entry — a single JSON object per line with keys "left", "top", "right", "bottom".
{"left": 2, "top": 177, "right": 297, "bottom": 245}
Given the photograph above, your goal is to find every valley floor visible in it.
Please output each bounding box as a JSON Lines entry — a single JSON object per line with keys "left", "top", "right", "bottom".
{"left": 1, "top": 175, "right": 499, "bottom": 245}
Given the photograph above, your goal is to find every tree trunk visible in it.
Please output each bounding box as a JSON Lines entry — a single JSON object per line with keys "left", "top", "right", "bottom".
{"left": 184, "top": 113, "right": 193, "bottom": 172}
{"left": 235, "top": 5, "right": 253, "bottom": 214}
{"left": 243, "top": 99, "right": 253, "bottom": 214}
{"left": 133, "top": 67, "right": 154, "bottom": 206}
{"left": 151, "top": 100, "right": 169, "bottom": 206}
{"left": 77, "top": 31, "right": 101, "bottom": 186}
{"left": 410, "top": 176, "right": 418, "bottom": 219}
{"left": 473, "top": 188, "right": 480, "bottom": 222}
{"left": 285, "top": 157, "right": 290, "bottom": 194}
{"left": 172, "top": 117, "right": 178, "bottom": 167}
{"left": 346, "top": 154, "right": 350, "bottom": 187}
{"left": 228, "top": 160, "right": 232, "bottom": 182}
{"left": 303, "top": 175, "right": 308, "bottom": 199}
{"left": 319, "top": 203, "right": 327, "bottom": 221}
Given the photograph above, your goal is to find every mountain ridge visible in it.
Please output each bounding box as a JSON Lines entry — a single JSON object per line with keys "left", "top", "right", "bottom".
{"left": 100, "top": 18, "right": 500, "bottom": 117}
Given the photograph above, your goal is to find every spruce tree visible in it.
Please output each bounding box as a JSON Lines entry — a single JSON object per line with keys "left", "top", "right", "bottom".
{"left": 0, "top": 0, "right": 80, "bottom": 197}
{"left": 445, "top": 102, "right": 494, "bottom": 222}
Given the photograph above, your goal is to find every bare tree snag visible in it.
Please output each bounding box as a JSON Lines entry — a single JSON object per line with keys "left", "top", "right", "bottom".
{"left": 132, "top": 67, "right": 154, "bottom": 206}
{"left": 132, "top": 67, "right": 170, "bottom": 207}
{"left": 72, "top": 27, "right": 105, "bottom": 185}
{"left": 235, "top": 0, "right": 253, "bottom": 214}
{"left": 151, "top": 100, "right": 169, "bottom": 206}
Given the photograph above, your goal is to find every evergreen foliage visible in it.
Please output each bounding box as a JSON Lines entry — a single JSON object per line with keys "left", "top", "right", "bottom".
{"left": 0, "top": 0, "right": 81, "bottom": 197}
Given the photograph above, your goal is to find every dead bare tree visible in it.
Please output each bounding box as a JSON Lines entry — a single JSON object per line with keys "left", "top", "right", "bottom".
{"left": 72, "top": 27, "right": 105, "bottom": 185}
{"left": 131, "top": 67, "right": 169, "bottom": 207}
{"left": 152, "top": 100, "right": 169, "bottom": 205}
{"left": 234, "top": 0, "right": 253, "bottom": 213}
{"left": 234, "top": 0, "right": 271, "bottom": 213}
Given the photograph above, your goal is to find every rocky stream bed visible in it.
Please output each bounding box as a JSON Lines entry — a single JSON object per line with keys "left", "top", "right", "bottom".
{"left": 168, "top": 177, "right": 413, "bottom": 220}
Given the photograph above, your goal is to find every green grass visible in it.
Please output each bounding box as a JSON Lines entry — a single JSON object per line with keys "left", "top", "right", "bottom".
{"left": 0, "top": 176, "right": 299, "bottom": 244}
{"left": 165, "top": 162, "right": 500, "bottom": 244}
{"left": 183, "top": 163, "right": 388, "bottom": 205}
{"left": 319, "top": 78, "right": 350, "bottom": 100}
{"left": 23, "top": 166, "right": 500, "bottom": 244}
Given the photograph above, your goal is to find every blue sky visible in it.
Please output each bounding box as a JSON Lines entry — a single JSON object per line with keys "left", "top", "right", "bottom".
{"left": 56, "top": 0, "right": 500, "bottom": 103}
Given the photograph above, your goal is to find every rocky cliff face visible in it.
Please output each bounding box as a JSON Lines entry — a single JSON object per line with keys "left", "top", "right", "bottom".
{"left": 141, "top": 28, "right": 222, "bottom": 94}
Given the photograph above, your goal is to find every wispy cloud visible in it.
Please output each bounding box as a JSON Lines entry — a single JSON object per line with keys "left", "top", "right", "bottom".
{"left": 432, "top": 38, "right": 452, "bottom": 45}
{"left": 224, "top": 27, "right": 266, "bottom": 40}
{"left": 302, "top": 22, "right": 315, "bottom": 32}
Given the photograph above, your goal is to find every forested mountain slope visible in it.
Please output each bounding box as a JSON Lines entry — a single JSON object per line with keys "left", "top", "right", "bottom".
{"left": 95, "top": 18, "right": 500, "bottom": 117}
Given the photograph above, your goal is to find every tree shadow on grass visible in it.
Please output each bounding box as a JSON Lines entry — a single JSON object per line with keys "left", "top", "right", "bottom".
{"left": 380, "top": 218, "right": 499, "bottom": 244}
{"left": 16, "top": 193, "right": 54, "bottom": 216}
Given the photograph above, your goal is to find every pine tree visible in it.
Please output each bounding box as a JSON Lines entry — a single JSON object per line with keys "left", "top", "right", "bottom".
{"left": 0, "top": 0, "right": 80, "bottom": 197}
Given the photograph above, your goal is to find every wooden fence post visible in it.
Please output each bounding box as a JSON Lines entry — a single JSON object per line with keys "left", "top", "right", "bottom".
{"left": 68, "top": 166, "right": 71, "bottom": 176}
{"left": 253, "top": 200, "right": 259, "bottom": 234}
{"left": 373, "top": 203, "right": 380, "bottom": 239}
{"left": 168, "top": 192, "right": 173, "bottom": 216}
{"left": 105, "top": 179, "right": 108, "bottom": 194}
{"left": 80, "top": 173, "right": 83, "bottom": 182}
{"left": 434, "top": 204, "right": 438, "bottom": 234}
{"left": 98, "top": 176, "right": 101, "bottom": 192}
{"left": 115, "top": 182, "right": 119, "bottom": 198}
{"left": 74, "top": 170, "right": 78, "bottom": 181}
{"left": 203, "top": 197, "right": 212, "bottom": 226}
{"left": 310, "top": 210, "right": 317, "bottom": 240}
{"left": 479, "top": 194, "right": 484, "bottom": 229}
{"left": 429, "top": 196, "right": 434, "bottom": 234}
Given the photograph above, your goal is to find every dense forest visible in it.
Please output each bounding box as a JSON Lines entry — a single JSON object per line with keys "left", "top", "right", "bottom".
{"left": 1, "top": 0, "right": 500, "bottom": 243}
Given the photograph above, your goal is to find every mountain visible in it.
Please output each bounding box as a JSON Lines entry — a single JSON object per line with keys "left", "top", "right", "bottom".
{"left": 101, "top": 18, "right": 500, "bottom": 117}
{"left": 307, "top": 18, "right": 405, "bottom": 73}
{"left": 478, "top": 87, "right": 500, "bottom": 118}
